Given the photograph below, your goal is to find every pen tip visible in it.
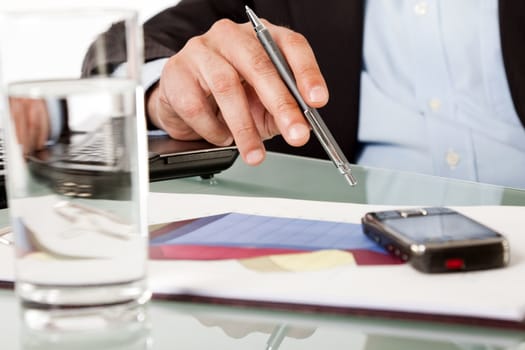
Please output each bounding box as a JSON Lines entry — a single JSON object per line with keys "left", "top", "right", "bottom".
{"left": 344, "top": 173, "right": 358, "bottom": 187}
{"left": 245, "top": 5, "right": 261, "bottom": 29}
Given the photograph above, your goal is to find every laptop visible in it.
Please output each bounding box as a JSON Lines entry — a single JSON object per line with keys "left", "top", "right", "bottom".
{"left": 147, "top": 133, "right": 239, "bottom": 181}
{"left": 0, "top": 123, "right": 238, "bottom": 205}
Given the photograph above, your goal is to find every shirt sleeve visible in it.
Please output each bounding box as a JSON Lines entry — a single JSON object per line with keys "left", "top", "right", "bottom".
{"left": 112, "top": 57, "right": 169, "bottom": 92}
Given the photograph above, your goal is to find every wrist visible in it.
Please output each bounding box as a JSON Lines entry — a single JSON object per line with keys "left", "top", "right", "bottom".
{"left": 145, "top": 82, "right": 161, "bottom": 130}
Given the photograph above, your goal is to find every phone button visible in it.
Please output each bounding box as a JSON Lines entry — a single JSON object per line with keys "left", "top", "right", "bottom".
{"left": 398, "top": 208, "right": 428, "bottom": 218}
{"left": 445, "top": 258, "right": 465, "bottom": 270}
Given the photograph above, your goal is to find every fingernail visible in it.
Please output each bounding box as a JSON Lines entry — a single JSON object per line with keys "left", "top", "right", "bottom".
{"left": 245, "top": 149, "right": 264, "bottom": 165}
{"left": 288, "top": 123, "right": 310, "bottom": 142}
{"left": 309, "top": 86, "right": 328, "bottom": 104}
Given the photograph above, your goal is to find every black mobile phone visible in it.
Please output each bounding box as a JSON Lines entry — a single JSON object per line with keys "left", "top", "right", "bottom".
{"left": 361, "top": 207, "right": 510, "bottom": 273}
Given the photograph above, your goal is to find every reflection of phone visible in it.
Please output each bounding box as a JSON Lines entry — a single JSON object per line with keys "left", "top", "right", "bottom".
{"left": 361, "top": 207, "right": 510, "bottom": 273}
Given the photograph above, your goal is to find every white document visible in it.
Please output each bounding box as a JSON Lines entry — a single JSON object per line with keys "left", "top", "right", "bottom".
{"left": 0, "top": 192, "right": 524, "bottom": 324}
{"left": 147, "top": 193, "right": 525, "bottom": 324}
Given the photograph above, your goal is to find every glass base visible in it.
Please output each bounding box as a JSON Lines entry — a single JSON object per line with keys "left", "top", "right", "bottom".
{"left": 17, "top": 279, "right": 151, "bottom": 331}
{"left": 17, "top": 279, "right": 150, "bottom": 308}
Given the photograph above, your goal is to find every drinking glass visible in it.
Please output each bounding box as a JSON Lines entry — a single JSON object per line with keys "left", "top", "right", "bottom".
{"left": 0, "top": 8, "right": 150, "bottom": 319}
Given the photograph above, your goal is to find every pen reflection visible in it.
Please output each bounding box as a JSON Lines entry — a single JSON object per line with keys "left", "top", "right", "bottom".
{"left": 196, "top": 316, "right": 315, "bottom": 350}
{"left": 198, "top": 316, "right": 315, "bottom": 338}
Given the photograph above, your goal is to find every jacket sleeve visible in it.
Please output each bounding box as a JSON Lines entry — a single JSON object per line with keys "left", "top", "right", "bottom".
{"left": 82, "top": 0, "right": 250, "bottom": 76}
{"left": 142, "top": 0, "right": 249, "bottom": 62}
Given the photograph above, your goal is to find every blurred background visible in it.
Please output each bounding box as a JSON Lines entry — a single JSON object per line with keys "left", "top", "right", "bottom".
{"left": 0, "top": 0, "right": 179, "bottom": 22}
{"left": 0, "top": 1, "right": 181, "bottom": 128}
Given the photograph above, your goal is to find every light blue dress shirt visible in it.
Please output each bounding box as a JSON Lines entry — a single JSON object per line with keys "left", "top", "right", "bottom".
{"left": 357, "top": 0, "right": 525, "bottom": 189}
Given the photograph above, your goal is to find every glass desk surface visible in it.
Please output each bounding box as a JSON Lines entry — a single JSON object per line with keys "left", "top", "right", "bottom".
{"left": 1, "top": 152, "right": 524, "bottom": 350}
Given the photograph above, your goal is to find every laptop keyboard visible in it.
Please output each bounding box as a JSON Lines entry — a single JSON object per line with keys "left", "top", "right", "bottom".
{"left": 62, "top": 119, "right": 123, "bottom": 167}
{"left": 0, "top": 119, "right": 123, "bottom": 207}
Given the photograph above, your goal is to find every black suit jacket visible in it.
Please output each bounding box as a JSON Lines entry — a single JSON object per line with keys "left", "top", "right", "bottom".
{"left": 139, "top": 0, "right": 525, "bottom": 162}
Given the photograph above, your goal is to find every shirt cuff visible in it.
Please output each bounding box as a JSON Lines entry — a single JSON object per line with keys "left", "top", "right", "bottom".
{"left": 112, "top": 57, "right": 169, "bottom": 92}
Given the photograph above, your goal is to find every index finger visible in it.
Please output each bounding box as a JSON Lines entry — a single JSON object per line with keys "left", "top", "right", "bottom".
{"left": 269, "top": 22, "right": 329, "bottom": 108}
{"left": 209, "top": 21, "right": 327, "bottom": 145}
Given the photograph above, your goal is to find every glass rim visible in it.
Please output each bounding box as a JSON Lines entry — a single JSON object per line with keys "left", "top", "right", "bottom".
{"left": 0, "top": 7, "right": 138, "bottom": 20}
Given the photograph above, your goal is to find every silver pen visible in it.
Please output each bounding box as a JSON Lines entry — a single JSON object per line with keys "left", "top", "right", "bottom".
{"left": 245, "top": 6, "right": 357, "bottom": 186}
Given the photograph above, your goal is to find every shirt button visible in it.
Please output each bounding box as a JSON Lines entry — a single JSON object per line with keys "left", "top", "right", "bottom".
{"left": 446, "top": 149, "right": 460, "bottom": 169}
{"left": 414, "top": 1, "right": 428, "bottom": 16}
{"left": 429, "top": 98, "right": 441, "bottom": 112}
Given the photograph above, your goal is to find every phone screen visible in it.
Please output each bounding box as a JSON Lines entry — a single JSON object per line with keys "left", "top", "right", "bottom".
{"left": 382, "top": 212, "right": 500, "bottom": 243}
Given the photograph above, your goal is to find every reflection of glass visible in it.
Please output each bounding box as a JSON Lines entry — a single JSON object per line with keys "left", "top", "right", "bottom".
{"left": 21, "top": 304, "right": 151, "bottom": 349}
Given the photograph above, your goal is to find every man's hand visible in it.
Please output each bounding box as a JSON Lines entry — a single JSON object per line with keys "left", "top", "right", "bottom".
{"left": 9, "top": 97, "right": 50, "bottom": 155}
{"left": 146, "top": 19, "right": 328, "bottom": 165}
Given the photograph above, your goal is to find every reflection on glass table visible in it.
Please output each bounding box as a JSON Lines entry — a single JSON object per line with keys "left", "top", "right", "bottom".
{"left": 151, "top": 152, "right": 525, "bottom": 207}
{"left": 0, "top": 292, "right": 523, "bottom": 350}
{"left": 147, "top": 301, "right": 525, "bottom": 350}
